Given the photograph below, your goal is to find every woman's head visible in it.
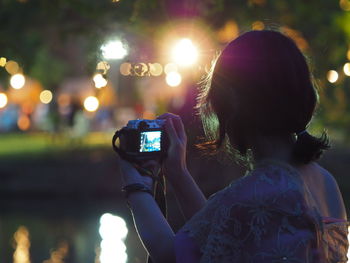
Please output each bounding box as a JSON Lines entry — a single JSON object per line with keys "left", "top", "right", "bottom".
{"left": 198, "top": 30, "right": 329, "bottom": 164}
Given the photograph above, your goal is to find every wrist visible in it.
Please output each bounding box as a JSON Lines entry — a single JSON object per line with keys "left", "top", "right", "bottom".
{"left": 122, "top": 183, "right": 153, "bottom": 198}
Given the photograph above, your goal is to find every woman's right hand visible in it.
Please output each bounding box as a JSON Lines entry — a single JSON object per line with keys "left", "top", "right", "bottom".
{"left": 157, "top": 113, "right": 189, "bottom": 187}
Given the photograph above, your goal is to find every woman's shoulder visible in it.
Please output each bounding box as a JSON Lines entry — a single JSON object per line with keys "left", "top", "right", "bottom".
{"left": 219, "top": 160, "right": 307, "bottom": 215}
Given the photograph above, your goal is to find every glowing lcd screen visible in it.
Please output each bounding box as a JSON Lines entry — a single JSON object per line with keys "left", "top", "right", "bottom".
{"left": 140, "top": 131, "right": 161, "bottom": 152}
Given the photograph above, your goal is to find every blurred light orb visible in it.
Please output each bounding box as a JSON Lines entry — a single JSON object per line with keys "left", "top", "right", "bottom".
{"left": 10, "top": 73, "right": 25, "bottom": 89}
{"left": 101, "top": 40, "right": 128, "bottom": 60}
{"left": 149, "top": 63, "right": 163, "bottom": 76}
{"left": 171, "top": 38, "right": 198, "bottom": 66}
{"left": 97, "top": 61, "right": 111, "bottom": 75}
{"left": 17, "top": 115, "right": 30, "bottom": 131}
{"left": 93, "top": 73, "right": 108, "bottom": 88}
{"left": 120, "top": 63, "right": 132, "bottom": 76}
{"left": 0, "top": 93, "right": 8, "bottom": 108}
{"left": 164, "top": 63, "right": 178, "bottom": 74}
{"left": 40, "top": 90, "right": 53, "bottom": 104}
{"left": 343, "top": 63, "right": 350, "bottom": 76}
{"left": 0, "top": 57, "right": 7, "bottom": 67}
{"left": 327, "top": 70, "right": 339, "bottom": 83}
{"left": 340, "top": 0, "right": 350, "bottom": 11}
{"left": 99, "top": 213, "right": 128, "bottom": 263}
{"left": 84, "top": 96, "right": 99, "bottom": 112}
{"left": 5, "top": 61, "right": 20, "bottom": 75}
{"left": 252, "top": 21, "right": 265, "bottom": 31}
{"left": 166, "top": 71, "right": 182, "bottom": 87}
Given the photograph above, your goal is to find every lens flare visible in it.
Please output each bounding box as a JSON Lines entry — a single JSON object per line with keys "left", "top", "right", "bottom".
{"left": 10, "top": 74, "right": 25, "bottom": 89}
{"left": 171, "top": 38, "right": 198, "bottom": 66}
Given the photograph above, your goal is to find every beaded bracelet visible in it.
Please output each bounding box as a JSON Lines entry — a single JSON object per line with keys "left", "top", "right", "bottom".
{"left": 122, "top": 183, "right": 153, "bottom": 198}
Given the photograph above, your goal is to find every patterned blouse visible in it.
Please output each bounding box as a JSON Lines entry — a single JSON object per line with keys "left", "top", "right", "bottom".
{"left": 176, "top": 160, "right": 349, "bottom": 263}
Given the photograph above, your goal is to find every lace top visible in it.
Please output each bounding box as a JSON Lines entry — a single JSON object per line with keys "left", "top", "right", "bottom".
{"left": 177, "top": 161, "right": 349, "bottom": 263}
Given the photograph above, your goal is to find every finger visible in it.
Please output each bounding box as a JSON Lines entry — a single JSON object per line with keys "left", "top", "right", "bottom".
{"left": 171, "top": 117, "right": 186, "bottom": 142}
{"left": 157, "top": 112, "right": 180, "bottom": 120}
{"left": 165, "top": 118, "right": 180, "bottom": 145}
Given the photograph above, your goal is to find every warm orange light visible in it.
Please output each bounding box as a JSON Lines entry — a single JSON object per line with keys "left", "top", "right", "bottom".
{"left": 327, "top": 70, "right": 339, "bottom": 83}
{"left": 5, "top": 60, "right": 19, "bottom": 75}
{"left": 340, "top": 0, "right": 350, "bottom": 11}
{"left": 0, "top": 93, "right": 8, "bottom": 108}
{"left": 252, "top": 21, "right": 265, "bottom": 31}
{"left": 120, "top": 63, "right": 131, "bottom": 76}
{"left": 13, "top": 226, "right": 31, "bottom": 263}
{"left": 17, "top": 115, "right": 31, "bottom": 131}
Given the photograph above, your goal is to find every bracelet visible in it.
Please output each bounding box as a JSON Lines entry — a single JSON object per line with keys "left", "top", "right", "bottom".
{"left": 122, "top": 183, "right": 153, "bottom": 199}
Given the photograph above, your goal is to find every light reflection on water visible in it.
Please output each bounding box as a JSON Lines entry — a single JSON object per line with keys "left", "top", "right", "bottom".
{"left": 5, "top": 212, "right": 135, "bottom": 263}
{"left": 98, "top": 213, "right": 128, "bottom": 263}
{"left": 13, "top": 226, "right": 31, "bottom": 263}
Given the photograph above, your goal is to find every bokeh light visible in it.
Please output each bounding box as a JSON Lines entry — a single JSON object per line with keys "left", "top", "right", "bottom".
{"left": 10, "top": 73, "right": 26, "bottom": 89}
{"left": 17, "top": 114, "right": 31, "bottom": 131}
{"left": 101, "top": 39, "right": 128, "bottom": 60}
{"left": 171, "top": 38, "right": 198, "bottom": 67}
{"left": 343, "top": 63, "right": 350, "bottom": 76}
{"left": 13, "top": 226, "right": 31, "bottom": 263}
{"left": 0, "top": 93, "right": 8, "bottom": 108}
{"left": 166, "top": 71, "right": 182, "bottom": 87}
{"left": 93, "top": 73, "right": 108, "bottom": 88}
{"left": 164, "top": 63, "right": 178, "bottom": 74}
{"left": 0, "top": 57, "right": 6, "bottom": 67}
{"left": 252, "top": 21, "right": 265, "bottom": 30}
{"left": 84, "top": 96, "right": 99, "bottom": 112}
{"left": 5, "top": 61, "right": 19, "bottom": 75}
{"left": 327, "top": 70, "right": 339, "bottom": 83}
{"left": 39, "top": 90, "right": 53, "bottom": 104}
{"left": 340, "top": 0, "right": 350, "bottom": 11}
{"left": 149, "top": 63, "right": 163, "bottom": 76}
{"left": 120, "top": 63, "right": 131, "bottom": 76}
{"left": 99, "top": 213, "right": 128, "bottom": 263}
{"left": 97, "top": 61, "right": 111, "bottom": 75}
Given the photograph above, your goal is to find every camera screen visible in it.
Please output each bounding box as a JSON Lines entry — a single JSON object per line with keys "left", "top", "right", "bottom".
{"left": 140, "top": 131, "right": 162, "bottom": 152}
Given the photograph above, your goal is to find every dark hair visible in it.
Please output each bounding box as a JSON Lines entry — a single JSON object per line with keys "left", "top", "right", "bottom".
{"left": 197, "top": 30, "right": 329, "bottom": 165}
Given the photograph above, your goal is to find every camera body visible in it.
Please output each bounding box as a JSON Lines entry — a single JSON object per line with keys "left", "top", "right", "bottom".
{"left": 113, "top": 119, "right": 169, "bottom": 162}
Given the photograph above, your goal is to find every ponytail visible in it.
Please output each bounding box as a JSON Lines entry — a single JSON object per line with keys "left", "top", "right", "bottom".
{"left": 292, "top": 130, "right": 330, "bottom": 164}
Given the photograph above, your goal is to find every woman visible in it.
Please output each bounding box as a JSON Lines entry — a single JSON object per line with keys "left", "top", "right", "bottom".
{"left": 119, "top": 30, "right": 349, "bottom": 263}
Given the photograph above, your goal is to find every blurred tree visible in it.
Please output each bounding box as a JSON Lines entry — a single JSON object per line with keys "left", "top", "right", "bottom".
{"left": 1, "top": 0, "right": 350, "bottom": 138}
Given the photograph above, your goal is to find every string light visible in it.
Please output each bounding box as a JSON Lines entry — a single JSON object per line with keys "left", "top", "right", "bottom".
{"left": 327, "top": 70, "right": 339, "bottom": 83}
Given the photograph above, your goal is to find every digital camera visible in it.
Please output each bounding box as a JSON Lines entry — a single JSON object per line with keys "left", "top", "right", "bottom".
{"left": 112, "top": 119, "right": 169, "bottom": 162}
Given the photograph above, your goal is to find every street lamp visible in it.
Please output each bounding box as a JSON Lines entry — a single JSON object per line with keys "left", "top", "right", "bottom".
{"left": 171, "top": 38, "right": 199, "bottom": 67}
